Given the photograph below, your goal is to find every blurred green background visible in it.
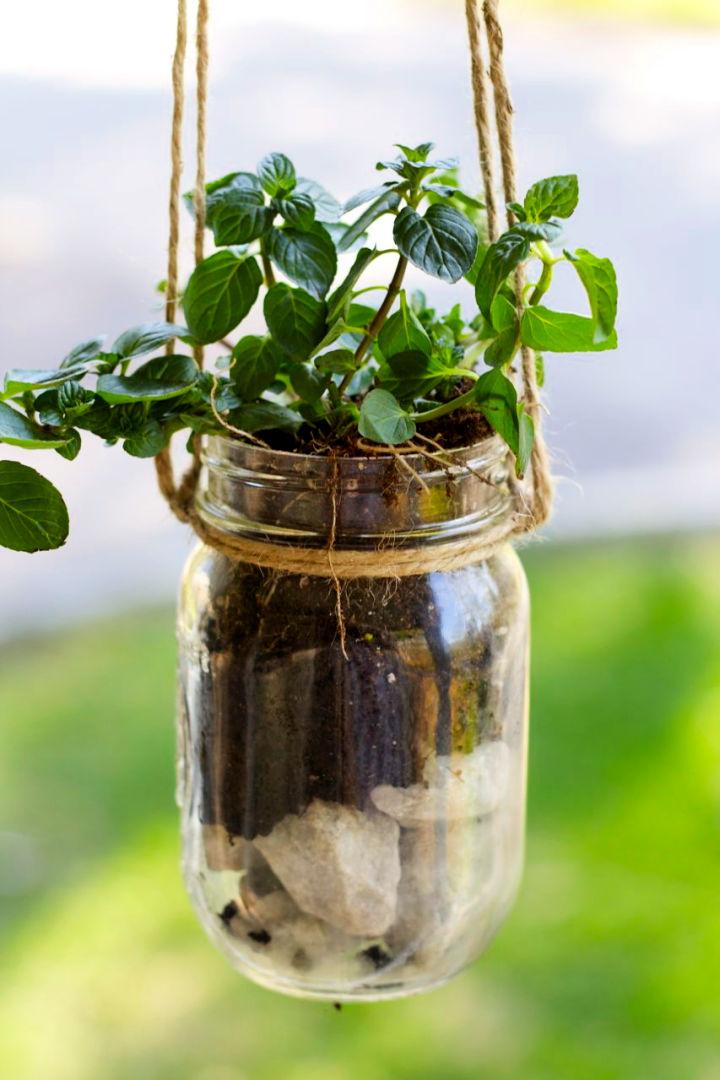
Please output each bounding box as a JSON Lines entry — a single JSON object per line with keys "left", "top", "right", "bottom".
{"left": 1, "top": 535, "right": 718, "bottom": 1080}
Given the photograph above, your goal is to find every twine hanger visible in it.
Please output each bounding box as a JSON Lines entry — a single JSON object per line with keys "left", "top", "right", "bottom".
{"left": 153, "top": 0, "right": 553, "bottom": 573}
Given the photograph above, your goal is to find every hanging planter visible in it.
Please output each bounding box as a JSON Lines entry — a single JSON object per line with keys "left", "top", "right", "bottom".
{"left": 0, "top": 0, "right": 618, "bottom": 1002}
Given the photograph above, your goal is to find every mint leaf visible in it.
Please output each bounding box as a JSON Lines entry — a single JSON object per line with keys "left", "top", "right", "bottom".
{"left": 0, "top": 402, "right": 69, "bottom": 449}
{"left": 183, "top": 249, "right": 262, "bottom": 343}
{"left": 338, "top": 189, "right": 402, "bottom": 253}
{"left": 384, "top": 349, "right": 448, "bottom": 400}
{"left": 393, "top": 204, "right": 478, "bottom": 283}
{"left": 55, "top": 428, "right": 82, "bottom": 461}
{"left": 264, "top": 283, "right": 327, "bottom": 358}
{"left": 521, "top": 306, "right": 618, "bottom": 352}
{"left": 123, "top": 420, "right": 168, "bottom": 458}
{"left": 314, "top": 349, "right": 356, "bottom": 375}
{"left": 268, "top": 223, "right": 337, "bottom": 300}
{"left": 0, "top": 461, "right": 69, "bottom": 552}
{"left": 289, "top": 363, "right": 328, "bottom": 404}
{"left": 295, "top": 178, "right": 342, "bottom": 223}
{"left": 475, "top": 231, "right": 529, "bottom": 319}
{"left": 231, "top": 400, "right": 302, "bottom": 434}
{"left": 2, "top": 366, "right": 88, "bottom": 398}
{"left": 96, "top": 355, "right": 198, "bottom": 404}
{"left": 358, "top": 388, "right": 416, "bottom": 445}
{"left": 257, "top": 152, "right": 296, "bottom": 197}
{"left": 343, "top": 183, "right": 400, "bottom": 214}
{"left": 60, "top": 337, "right": 105, "bottom": 369}
{"left": 524, "top": 175, "right": 579, "bottom": 222}
{"left": 474, "top": 368, "right": 519, "bottom": 454}
{"left": 206, "top": 187, "right": 274, "bottom": 246}
{"left": 275, "top": 193, "right": 315, "bottom": 230}
{"left": 112, "top": 322, "right": 189, "bottom": 359}
{"left": 231, "top": 336, "right": 281, "bottom": 400}
{"left": 378, "top": 293, "right": 432, "bottom": 358}
{"left": 565, "top": 248, "right": 618, "bottom": 343}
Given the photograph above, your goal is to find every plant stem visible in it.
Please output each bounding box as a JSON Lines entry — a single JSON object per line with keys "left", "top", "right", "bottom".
{"left": 260, "top": 239, "right": 276, "bottom": 288}
{"left": 337, "top": 255, "right": 408, "bottom": 397}
{"left": 529, "top": 241, "right": 556, "bottom": 306}
{"left": 413, "top": 385, "right": 477, "bottom": 424}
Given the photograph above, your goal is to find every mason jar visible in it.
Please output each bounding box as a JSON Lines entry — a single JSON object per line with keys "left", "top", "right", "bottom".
{"left": 176, "top": 435, "right": 530, "bottom": 1002}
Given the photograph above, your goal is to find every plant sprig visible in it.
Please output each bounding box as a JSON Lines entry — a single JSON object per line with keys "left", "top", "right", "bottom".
{"left": 0, "top": 144, "right": 618, "bottom": 552}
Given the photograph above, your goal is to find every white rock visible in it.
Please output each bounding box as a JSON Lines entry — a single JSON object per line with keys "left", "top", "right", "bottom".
{"left": 388, "top": 817, "right": 500, "bottom": 967}
{"left": 255, "top": 799, "right": 401, "bottom": 937}
{"left": 370, "top": 741, "right": 510, "bottom": 827}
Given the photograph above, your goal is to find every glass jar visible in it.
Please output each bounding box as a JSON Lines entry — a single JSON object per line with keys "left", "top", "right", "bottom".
{"left": 177, "top": 435, "right": 529, "bottom": 1002}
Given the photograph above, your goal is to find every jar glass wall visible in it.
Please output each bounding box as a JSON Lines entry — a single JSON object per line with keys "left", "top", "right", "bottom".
{"left": 177, "top": 437, "right": 529, "bottom": 1001}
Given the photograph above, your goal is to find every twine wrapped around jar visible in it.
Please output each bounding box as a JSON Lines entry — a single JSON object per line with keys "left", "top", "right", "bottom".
{"left": 153, "top": 0, "right": 553, "bottom": 580}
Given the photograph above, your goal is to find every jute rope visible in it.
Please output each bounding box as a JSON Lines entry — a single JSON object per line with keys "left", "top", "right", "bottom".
{"left": 152, "top": 0, "right": 553, "bottom": 578}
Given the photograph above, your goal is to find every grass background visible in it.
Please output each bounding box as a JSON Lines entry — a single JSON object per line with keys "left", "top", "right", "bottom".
{"left": 1, "top": 536, "right": 719, "bottom": 1079}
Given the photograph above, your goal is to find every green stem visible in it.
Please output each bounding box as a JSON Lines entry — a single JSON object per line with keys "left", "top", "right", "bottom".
{"left": 413, "top": 385, "right": 477, "bottom": 424}
{"left": 337, "top": 254, "right": 408, "bottom": 396}
{"left": 260, "top": 240, "right": 276, "bottom": 288}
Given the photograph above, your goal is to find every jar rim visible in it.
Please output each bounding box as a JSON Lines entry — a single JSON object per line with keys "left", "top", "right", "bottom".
{"left": 197, "top": 434, "right": 514, "bottom": 550}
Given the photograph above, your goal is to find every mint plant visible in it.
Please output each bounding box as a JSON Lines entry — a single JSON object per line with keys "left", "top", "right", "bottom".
{"left": 0, "top": 144, "right": 617, "bottom": 552}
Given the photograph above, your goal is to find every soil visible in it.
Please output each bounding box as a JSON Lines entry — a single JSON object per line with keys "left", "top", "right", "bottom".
{"left": 186, "top": 564, "right": 498, "bottom": 841}
{"left": 258, "top": 402, "right": 492, "bottom": 457}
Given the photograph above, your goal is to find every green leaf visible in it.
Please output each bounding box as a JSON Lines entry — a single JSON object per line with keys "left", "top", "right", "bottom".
{"left": 474, "top": 369, "right": 519, "bottom": 454}
{"left": 60, "top": 337, "right": 105, "bottom": 369}
{"left": 112, "top": 321, "right": 189, "bottom": 359}
{"left": 378, "top": 293, "right": 432, "bottom": 358}
{"left": 475, "top": 231, "right": 529, "bottom": 319}
{"left": 275, "top": 193, "right": 315, "bottom": 230}
{"left": 257, "top": 152, "right": 296, "bottom": 197}
{"left": 510, "top": 220, "right": 562, "bottom": 243}
{"left": 326, "top": 247, "right": 377, "bottom": 322}
{"left": 521, "top": 306, "right": 618, "bottom": 353}
{"left": 183, "top": 249, "right": 263, "bottom": 344}
{"left": 206, "top": 187, "right": 274, "bottom": 246}
{"left": 395, "top": 141, "right": 434, "bottom": 162}
{"left": 314, "top": 348, "right": 356, "bottom": 375}
{"left": 231, "top": 336, "right": 281, "bottom": 400}
{"left": 490, "top": 293, "right": 517, "bottom": 333}
{"left": 55, "top": 429, "right": 81, "bottom": 461}
{"left": 339, "top": 189, "right": 402, "bottom": 253}
{"left": 2, "top": 366, "right": 88, "bottom": 398}
{"left": 394, "top": 204, "right": 478, "bottom": 283}
{"left": 231, "top": 400, "right": 302, "bottom": 434}
{"left": 565, "top": 248, "right": 618, "bottom": 343}
{"left": 264, "top": 283, "right": 327, "bottom": 358}
{"left": 186, "top": 171, "right": 263, "bottom": 219}
{"left": 516, "top": 405, "right": 534, "bottom": 479}
{"left": 0, "top": 402, "right": 69, "bottom": 449}
{"left": 57, "top": 381, "right": 95, "bottom": 416}
{"left": 358, "top": 388, "right": 416, "bottom": 445}
{"left": 535, "top": 353, "right": 545, "bottom": 388}
{"left": 123, "top": 420, "right": 168, "bottom": 458}
{"left": 96, "top": 355, "right": 199, "bottom": 404}
{"left": 524, "top": 175, "right": 579, "bottom": 222}
{"left": 474, "top": 234, "right": 533, "bottom": 317}
{"left": 290, "top": 363, "right": 328, "bottom": 403}
{"left": 485, "top": 321, "right": 519, "bottom": 368}
{"left": 267, "top": 223, "right": 337, "bottom": 300}
{"left": 0, "top": 460, "right": 69, "bottom": 552}
{"left": 384, "top": 349, "right": 448, "bottom": 400}
{"left": 295, "top": 178, "right": 342, "bottom": 223}
{"left": 343, "top": 183, "right": 400, "bottom": 214}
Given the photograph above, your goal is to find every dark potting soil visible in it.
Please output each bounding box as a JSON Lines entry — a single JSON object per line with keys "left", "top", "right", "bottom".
{"left": 186, "top": 562, "right": 499, "bottom": 842}
{"left": 257, "top": 404, "right": 492, "bottom": 457}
